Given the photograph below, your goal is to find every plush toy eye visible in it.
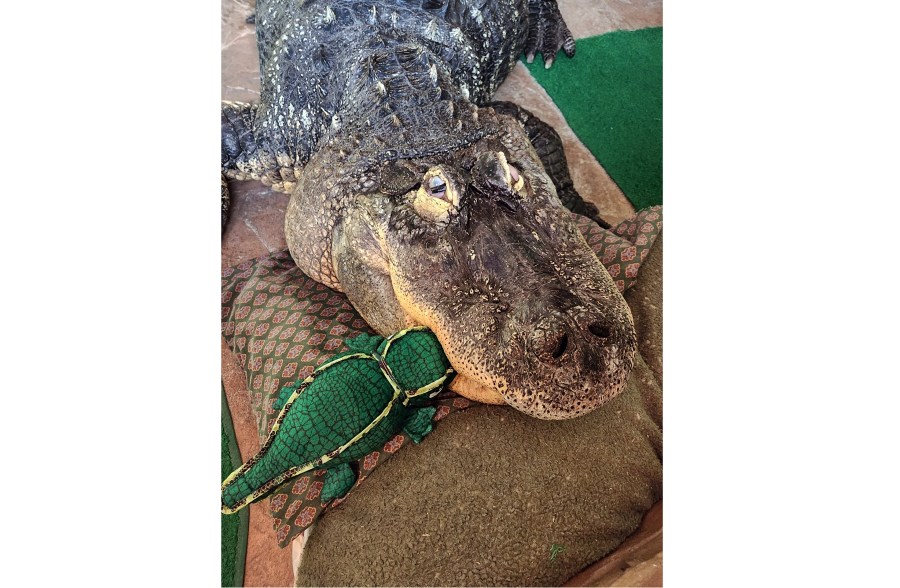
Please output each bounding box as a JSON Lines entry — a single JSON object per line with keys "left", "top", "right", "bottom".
{"left": 426, "top": 175, "right": 447, "bottom": 199}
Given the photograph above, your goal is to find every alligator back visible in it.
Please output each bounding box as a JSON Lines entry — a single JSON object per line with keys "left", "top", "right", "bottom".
{"left": 251, "top": 0, "right": 528, "bottom": 163}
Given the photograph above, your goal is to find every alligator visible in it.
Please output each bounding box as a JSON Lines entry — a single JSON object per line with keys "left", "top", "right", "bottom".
{"left": 222, "top": 327, "right": 453, "bottom": 514}
{"left": 221, "top": 0, "right": 637, "bottom": 419}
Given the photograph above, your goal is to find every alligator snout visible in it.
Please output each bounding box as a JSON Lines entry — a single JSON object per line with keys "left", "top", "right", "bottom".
{"left": 499, "top": 298, "right": 635, "bottom": 419}
{"left": 530, "top": 310, "right": 614, "bottom": 364}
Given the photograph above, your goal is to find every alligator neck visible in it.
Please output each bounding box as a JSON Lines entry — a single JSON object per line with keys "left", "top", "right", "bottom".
{"left": 329, "top": 41, "right": 497, "bottom": 162}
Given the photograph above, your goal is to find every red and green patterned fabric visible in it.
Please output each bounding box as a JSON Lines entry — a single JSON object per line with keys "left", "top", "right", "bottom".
{"left": 221, "top": 206, "right": 661, "bottom": 548}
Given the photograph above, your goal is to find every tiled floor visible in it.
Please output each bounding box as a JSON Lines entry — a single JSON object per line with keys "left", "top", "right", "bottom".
{"left": 221, "top": 1, "right": 662, "bottom": 585}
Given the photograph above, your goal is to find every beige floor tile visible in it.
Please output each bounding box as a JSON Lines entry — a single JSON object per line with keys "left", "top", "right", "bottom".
{"left": 222, "top": 0, "right": 261, "bottom": 103}
{"left": 559, "top": 0, "right": 662, "bottom": 40}
{"left": 221, "top": 181, "right": 290, "bottom": 267}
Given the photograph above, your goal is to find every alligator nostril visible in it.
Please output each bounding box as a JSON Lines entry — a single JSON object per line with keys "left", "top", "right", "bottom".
{"left": 550, "top": 333, "right": 569, "bottom": 358}
{"left": 588, "top": 323, "right": 611, "bottom": 339}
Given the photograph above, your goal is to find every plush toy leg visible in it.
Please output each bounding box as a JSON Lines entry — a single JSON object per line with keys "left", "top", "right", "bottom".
{"left": 403, "top": 407, "right": 437, "bottom": 444}
{"left": 321, "top": 463, "right": 357, "bottom": 502}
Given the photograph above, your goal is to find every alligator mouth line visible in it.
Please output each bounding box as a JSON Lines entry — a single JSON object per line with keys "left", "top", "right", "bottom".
{"left": 447, "top": 372, "right": 506, "bottom": 404}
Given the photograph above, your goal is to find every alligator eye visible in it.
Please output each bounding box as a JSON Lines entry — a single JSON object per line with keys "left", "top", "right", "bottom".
{"left": 426, "top": 176, "right": 447, "bottom": 199}
{"left": 414, "top": 169, "right": 458, "bottom": 219}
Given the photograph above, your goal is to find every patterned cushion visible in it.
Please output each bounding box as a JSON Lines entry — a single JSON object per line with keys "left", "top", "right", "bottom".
{"left": 221, "top": 207, "right": 661, "bottom": 548}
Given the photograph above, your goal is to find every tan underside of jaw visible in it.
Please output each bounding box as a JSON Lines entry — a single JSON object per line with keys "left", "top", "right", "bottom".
{"left": 448, "top": 374, "right": 506, "bottom": 404}
{"left": 389, "top": 267, "right": 509, "bottom": 406}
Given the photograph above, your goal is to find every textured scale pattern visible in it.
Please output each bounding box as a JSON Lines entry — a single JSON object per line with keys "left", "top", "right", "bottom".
{"left": 221, "top": 327, "right": 453, "bottom": 513}
{"left": 221, "top": 207, "right": 662, "bottom": 545}
{"left": 221, "top": 0, "right": 574, "bottom": 191}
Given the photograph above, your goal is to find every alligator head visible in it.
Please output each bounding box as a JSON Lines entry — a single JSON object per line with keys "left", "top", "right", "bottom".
{"left": 285, "top": 110, "right": 636, "bottom": 419}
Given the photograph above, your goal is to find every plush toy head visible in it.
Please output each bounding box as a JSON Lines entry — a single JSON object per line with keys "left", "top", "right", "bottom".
{"left": 376, "top": 327, "right": 455, "bottom": 406}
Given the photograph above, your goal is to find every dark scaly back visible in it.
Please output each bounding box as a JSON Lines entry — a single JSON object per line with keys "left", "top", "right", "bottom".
{"left": 251, "top": 0, "right": 529, "bottom": 168}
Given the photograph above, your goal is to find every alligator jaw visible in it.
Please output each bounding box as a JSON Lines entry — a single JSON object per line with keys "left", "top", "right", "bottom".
{"left": 447, "top": 374, "right": 505, "bottom": 404}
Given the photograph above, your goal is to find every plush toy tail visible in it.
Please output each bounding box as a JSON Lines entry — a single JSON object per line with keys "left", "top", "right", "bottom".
{"left": 222, "top": 450, "right": 308, "bottom": 514}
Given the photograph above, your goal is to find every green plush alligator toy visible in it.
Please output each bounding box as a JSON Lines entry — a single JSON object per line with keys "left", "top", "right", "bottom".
{"left": 221, "top": 326, "right": 454, "bottom": 514}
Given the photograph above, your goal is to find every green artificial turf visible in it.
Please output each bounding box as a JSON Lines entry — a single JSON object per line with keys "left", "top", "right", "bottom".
{"left": 527, "top": 27, "right": 662, "bottom": 209}
{"left": 222, "top": 386, "right": 248, "bottom": 587}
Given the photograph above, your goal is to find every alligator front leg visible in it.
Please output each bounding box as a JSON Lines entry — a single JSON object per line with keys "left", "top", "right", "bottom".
{"left": 221, "top": 101, "right": 305, "bottom": 231}
{"left": 222, "top": 101, "right": 295, "bottom": 189}
{"left": 524, "top": 0, "right": 577, "bottom": 68}
{"left": 490, "top": 101, "right": 611, "bottom": 228}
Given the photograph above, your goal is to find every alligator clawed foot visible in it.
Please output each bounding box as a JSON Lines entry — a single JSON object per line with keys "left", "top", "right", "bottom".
{"left": 524, "top": 0, "right": 577, "bottom": 68}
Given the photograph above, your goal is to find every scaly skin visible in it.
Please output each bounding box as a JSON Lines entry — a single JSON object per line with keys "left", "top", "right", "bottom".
{"left": 222, "top": 0, "right": 637, "bottom": 419}
{"left": 221, "top": 327, "right": 452, "bottom": 514}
